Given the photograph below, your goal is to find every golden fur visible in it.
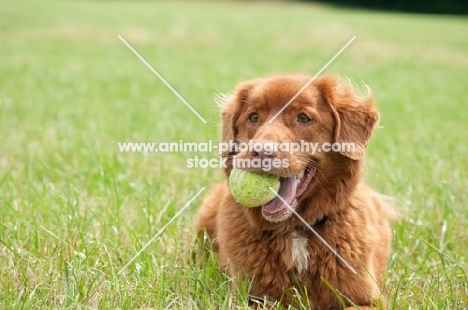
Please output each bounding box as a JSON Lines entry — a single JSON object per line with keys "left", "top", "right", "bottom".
{"left": 195, "top": 75, "right": 393, "bottom": 309}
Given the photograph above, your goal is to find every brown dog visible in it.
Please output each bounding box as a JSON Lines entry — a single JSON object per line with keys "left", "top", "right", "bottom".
{"left": 195, "top": 75, "right": 392, "bottom": 309}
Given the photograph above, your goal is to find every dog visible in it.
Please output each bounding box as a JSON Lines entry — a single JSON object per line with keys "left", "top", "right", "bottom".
{"left": 195, "top": 75, "right": 393, "bottom": 309}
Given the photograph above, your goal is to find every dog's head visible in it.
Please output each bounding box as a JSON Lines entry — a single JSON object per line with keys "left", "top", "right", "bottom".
{"left": 220, "top": 75, "right": 379, "bottom": 227}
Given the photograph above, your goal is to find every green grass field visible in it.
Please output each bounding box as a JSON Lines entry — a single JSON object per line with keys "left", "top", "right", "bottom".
{"left": 1, "top": 1, "right": 467, "bottom": 309}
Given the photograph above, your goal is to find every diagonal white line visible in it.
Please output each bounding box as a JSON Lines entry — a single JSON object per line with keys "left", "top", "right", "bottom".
{"left": 268, "top": 36, "right": 356, "bottom": 123}
{"left": 117, "top": 187, "right": 206, "bottom": 275}
{"left": 40, "top": 225, "right": 70, "bottom": 246}
{"left": 268, "top": 187, "right": 357, "bottom": 274}
{"left": 118, "top": 35, "right": 207, "bottom": 124}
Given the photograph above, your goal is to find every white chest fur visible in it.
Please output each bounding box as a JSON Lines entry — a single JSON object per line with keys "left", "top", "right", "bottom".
{"left": 291, "top": 229, "right": 309, "bottom": 274}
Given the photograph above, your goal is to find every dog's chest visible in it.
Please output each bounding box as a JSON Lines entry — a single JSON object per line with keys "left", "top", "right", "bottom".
{"left": 291, "top": 229, "right": 309, "bottom": 274}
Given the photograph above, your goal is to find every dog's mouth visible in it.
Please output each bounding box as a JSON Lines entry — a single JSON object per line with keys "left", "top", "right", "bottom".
{"left": 262, "top": 162, "right": 317, "bottom": 222}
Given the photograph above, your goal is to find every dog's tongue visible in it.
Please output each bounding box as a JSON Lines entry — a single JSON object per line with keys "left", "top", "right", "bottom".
{"left": 263, "top": 176, "right": 297, "bottom": 214}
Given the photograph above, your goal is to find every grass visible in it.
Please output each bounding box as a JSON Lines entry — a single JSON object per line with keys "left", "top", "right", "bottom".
{"left": 0, "top": 0, "right": 467, "bottom": 308}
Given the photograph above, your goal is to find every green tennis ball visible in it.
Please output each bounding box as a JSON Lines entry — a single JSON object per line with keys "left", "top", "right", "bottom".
{"left": 229, "top": 168, "right": 280, "bottom": 207}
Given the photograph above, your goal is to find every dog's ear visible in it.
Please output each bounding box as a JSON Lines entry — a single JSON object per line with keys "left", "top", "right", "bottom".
{"left": 315, "top": 75, "right": 380, "bottom": 160}
{"left": 220, "top": 79, "right": 261, "bottom": 157}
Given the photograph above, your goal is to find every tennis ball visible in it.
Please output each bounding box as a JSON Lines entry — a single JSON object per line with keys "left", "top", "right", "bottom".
{"left": 229, "top": 168, "right": 280, "bottom": 207}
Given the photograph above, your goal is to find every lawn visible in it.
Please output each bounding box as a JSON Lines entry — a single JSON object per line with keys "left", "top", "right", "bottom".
{"left": 0, "top": 0, "right": 467, "bottom": 309}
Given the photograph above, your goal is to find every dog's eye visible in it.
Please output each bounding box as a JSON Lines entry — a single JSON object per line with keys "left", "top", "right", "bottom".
{"left": 249, "top": 113, "right": 259, "bottom": 123}
{"left": 297, "top": 113, "right": 310, "bottom": 123}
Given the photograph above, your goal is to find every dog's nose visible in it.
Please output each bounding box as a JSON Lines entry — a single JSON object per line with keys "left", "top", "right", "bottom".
{"left": 249, "top": 140, "right": 277, "bottom": 159}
